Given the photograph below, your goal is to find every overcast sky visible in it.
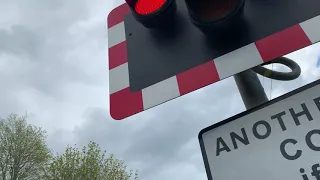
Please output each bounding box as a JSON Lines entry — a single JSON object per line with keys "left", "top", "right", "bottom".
{"left": 0, "top": 0, "right": 320, "bottom": 179}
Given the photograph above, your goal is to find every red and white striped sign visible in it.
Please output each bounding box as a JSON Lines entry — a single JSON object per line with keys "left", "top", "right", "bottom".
{"left": 108, "top": 3, "right": 320, "bottom": 120}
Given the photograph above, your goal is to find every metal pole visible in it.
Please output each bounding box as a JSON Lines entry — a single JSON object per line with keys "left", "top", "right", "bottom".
{"left": 234, "top": 69, "right": 269, "bottom": 109}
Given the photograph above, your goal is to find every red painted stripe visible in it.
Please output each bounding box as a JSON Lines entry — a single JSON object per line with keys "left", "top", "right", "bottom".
{"left": 110, "top": 88, "right": 143, "bottom": 120}
{"left": 176, "top": 61, "right": 220, "bottom": 96}
{"left": 255, "top": 25, "right": 312, "bottom": 62}
{"left": 107, "top": 3, "right": 130, "bottom": 28}
{"left": 109, "top": 41, "right": 128, "bottom": 70}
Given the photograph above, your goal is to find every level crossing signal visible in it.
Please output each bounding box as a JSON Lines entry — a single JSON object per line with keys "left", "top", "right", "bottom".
{"left": 107, "top": 0, "right": 320, "bottom": 120}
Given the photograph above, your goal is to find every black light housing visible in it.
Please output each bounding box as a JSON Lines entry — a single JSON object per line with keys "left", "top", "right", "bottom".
{"left": 185, "top": 0, "right": 245, "bottom": 34}
{"left": 125, "top": 0, "right": 177, "bottom": 28}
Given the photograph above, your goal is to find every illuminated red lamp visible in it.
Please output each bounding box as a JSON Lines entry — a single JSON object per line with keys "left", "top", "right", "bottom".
{"left": 125, "top": 0, "right": 177, "bottom": 28}
{"left": 184, "top": 0, "right": 245, "bottom": 34}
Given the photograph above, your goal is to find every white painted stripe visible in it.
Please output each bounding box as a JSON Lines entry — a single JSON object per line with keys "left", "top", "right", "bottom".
{"left": 142, "top": 76, "right": 180, "bottom": 109}
{"left": 300, "top": 15, "right": 320, "bottom": 44}
{"left": 108, "top": 22, "right": 126, "bottom": 48}
{"left": 214, "top": 43, "right": 264, "bottom": 79}
{"left": 109, "top": 63, "right": 129, "bottom": 94}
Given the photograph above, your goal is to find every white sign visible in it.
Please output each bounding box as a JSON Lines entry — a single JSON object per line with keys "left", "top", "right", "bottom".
{"left": 199, "top": 80, "right": 320, "bottom": 180}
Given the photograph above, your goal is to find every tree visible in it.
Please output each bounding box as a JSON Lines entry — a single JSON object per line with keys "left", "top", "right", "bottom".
{"left": 44, "top": 141, "right": 138, "bottom": 180}
{"left": 0, "top": 113, "right": 51, "bottom": 180}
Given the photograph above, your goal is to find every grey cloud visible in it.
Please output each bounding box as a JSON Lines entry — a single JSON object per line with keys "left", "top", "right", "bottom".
{"left": 0, "top": 25, "right": 44, "bottom": 57}
{"left": 0, "top": 0, "right": 111, "bottom": 143}
{"left": 0, "top": 0, "right": 108, "bottom": 98}
{"left": 46, "top": 129, "right": 76, "bottom": 154}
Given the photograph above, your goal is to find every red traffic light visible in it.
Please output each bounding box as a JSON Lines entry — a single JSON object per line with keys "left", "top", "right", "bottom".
{"left": 135, "top": 0, "right": 166, "bottom": 15}
{"left": 185, "top": 0, "right": 245, "bottom": 34}
{"left": 125, "top": 0, "right": 177, "bottom": 28}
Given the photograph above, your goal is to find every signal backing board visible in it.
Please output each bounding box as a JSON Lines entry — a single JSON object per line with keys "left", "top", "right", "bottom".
{"left": 107, "top": 0, "right": 320, "bottom": 120}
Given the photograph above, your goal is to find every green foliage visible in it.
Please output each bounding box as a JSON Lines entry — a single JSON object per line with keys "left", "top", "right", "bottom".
{"left": 0, "top": 113, "right": 138, "bottom": 180}
{"left": 44, "top": 141, "right": 138, "bottom": 180}
{"left": 0, "top": 113, "right": 51, "bottom": 180}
